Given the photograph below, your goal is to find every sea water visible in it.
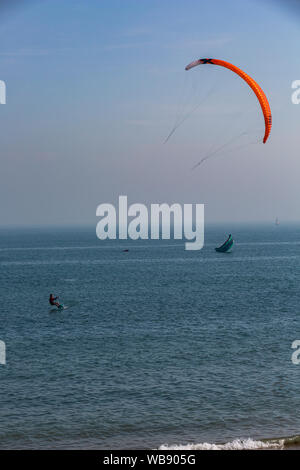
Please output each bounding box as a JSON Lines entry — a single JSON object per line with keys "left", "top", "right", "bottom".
{"left": 0, "top": 223, "right": 300, "bottom": 449}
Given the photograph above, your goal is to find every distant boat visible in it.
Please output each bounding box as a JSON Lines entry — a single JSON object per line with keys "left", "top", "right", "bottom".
{"left": 215, "top": 234, "right": 234, "bottom": 253}
{"left": 275, "top": 217, "right": 279, "bottom": 226}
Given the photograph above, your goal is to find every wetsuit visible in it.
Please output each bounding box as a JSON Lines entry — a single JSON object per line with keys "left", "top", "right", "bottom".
{"left": 49, "top": 295, "right": 59, "bottom": 307}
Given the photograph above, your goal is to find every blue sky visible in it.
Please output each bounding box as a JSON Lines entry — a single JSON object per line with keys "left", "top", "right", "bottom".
{"left": 0, "top": 0, "right": 299, "bottom": 225}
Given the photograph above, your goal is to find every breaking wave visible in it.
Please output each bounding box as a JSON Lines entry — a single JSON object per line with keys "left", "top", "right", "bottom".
{"left": 158, "top": 435, "right": 300, "bottom": 450}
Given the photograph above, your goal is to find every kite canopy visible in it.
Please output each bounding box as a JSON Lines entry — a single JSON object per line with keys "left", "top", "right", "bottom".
{"left": 185, "top": 58, "right": 272, "bottom": 144}
{"left": 215, "top": 234, "right": 234, "bottom": 253}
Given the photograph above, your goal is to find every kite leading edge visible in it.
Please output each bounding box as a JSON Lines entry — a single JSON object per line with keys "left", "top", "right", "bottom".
{"left": 185, "top": 58, "right": 272, "bottom": 144}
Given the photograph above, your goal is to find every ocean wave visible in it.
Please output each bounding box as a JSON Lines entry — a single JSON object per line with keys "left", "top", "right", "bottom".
{"left": 158, "top": 437, "right": 286, "bottom": 450}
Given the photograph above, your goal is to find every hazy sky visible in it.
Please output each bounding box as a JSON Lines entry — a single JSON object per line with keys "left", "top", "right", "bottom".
{"left": 0, "top": 0, "right": 299, "bottom": 225}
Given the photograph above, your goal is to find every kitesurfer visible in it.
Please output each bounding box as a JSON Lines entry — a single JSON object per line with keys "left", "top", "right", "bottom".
{"left": 49, "top": 293, "right": 60, "bottom": 307}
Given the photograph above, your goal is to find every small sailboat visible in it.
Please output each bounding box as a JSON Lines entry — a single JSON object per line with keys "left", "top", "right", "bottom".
{"left": 275, "top": 217, "right": 279, "bottom": 226}
{"left": 215, "top": 234, "right": 234, "bottom": 253}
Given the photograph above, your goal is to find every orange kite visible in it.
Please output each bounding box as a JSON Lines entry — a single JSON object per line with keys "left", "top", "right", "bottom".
{"left": 185, "top": 58, "right": 272, "bottom": 144}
